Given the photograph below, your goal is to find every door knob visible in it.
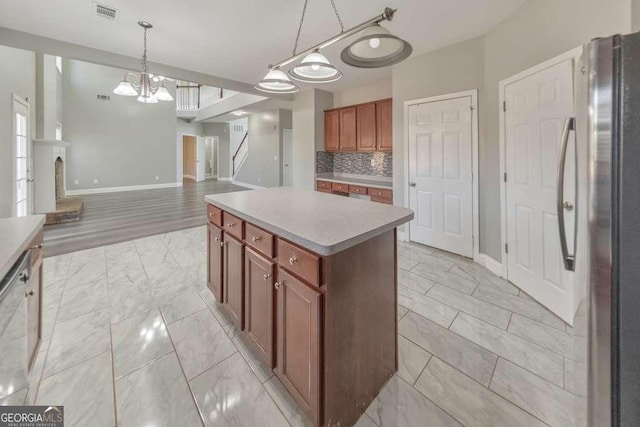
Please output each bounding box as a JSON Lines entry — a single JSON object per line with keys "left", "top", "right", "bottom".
{"left": 274, "top": 281, "right": 282, "bottom": 290}
{"left": 409, "top": 182, "right": 416, "bottom": 187}
{"left": 563, "top": 201, "right": 574, "bottom": 211}
{"left": 263, "top": 273, "right": 271, "bottom": 280}
{"left": 25, "top": 290, "right": 34, "bottom": 297}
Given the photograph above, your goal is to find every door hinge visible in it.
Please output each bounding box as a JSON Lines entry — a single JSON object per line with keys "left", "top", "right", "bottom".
{"left": 503, "top": 101, "right": 506, "bottom": 112}
{"left": 472, "top": 236, "right": 475, "bottom": 247}
{"left": 503, "top": 172, "right": 507, "bottom": 183}
{"left": 505, "top": 243, "right": 509, "bottom": 254}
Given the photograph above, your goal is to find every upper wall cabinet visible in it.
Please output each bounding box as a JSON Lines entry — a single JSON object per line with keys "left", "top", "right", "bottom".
{"left": 324, "top": 98, "right": 392, "bottom": 152}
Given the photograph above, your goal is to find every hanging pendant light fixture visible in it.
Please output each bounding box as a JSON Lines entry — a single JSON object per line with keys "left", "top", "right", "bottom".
{"left": 112, "top": 21, "right": 174, "bottom": 103}
{"left": 255, "top": 5, "right": 411, "bottom": 93}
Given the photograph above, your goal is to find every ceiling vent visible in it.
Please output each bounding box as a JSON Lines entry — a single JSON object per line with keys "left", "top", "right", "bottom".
{"left": 94, "top": 2, "right": 117, "bottom": 20}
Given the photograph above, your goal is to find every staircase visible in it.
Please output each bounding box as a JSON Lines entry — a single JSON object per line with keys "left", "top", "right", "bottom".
{"left": 232, "top": 131, "right": 249, "bottom": 178}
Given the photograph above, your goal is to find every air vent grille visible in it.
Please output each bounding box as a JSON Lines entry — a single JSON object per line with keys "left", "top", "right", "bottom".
{"left": 97, "top": 94, "right": 111, "bottom": 101}
{"left": 95, "top": 3, "right": 117, "bottom": 19}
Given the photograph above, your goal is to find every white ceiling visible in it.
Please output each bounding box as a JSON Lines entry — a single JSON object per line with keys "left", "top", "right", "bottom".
{"left": 0, "top": 0, "right": 525, "bottom": 92}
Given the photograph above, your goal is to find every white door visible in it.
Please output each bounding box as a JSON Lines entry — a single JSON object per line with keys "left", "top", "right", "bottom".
{"left": 282, "top": 129, "right": 293, "bottom": 186}
{"left": 196, "top": 136, "right": 206, "bottom": 182}
{"left": 13, "top": 95, "right": 31, "bottom": 217}
{"left": 504, "top": 58, "right": 575, "bottom": 322}
{"left": 408, "top": 96, "right": 474, "bottom": 257}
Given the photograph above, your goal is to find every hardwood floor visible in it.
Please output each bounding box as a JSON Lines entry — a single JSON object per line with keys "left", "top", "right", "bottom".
{"left": 43, "top": 180, "right": 247, "bottom": 257}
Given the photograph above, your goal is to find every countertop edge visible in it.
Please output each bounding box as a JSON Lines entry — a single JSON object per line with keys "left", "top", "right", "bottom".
{"left": 0, "top": 215, "right": 45, "bottom": 280}
{"left": 205, "top": 198, "right": 413, "bottom": 256}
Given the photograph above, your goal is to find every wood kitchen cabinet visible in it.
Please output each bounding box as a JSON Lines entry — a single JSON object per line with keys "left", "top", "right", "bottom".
{"left": 276, "top": 266, "right": 322, "bottom": 425}
{"left": 207, "top": 223, "right": 223, "bottom": 302}
{"left": 356, "top": 103, "right": 377, "bottom": 151}
{"left": 324, "top": 110, "right": 340, "bottom": 152}
{"left": 376, "top": 98, "right": 393, "bottom": 151}
{"left": 223, "top": 233, "right": 244, "bottom": 329}
{"left": 338, "top": 107, "right": 357, "bottom": 151}
{"left": 244, "top": 248, "right": 275, "bottom": 368}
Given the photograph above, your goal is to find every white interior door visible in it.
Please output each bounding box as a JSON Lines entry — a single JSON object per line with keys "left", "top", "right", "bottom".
{"left": 282, "top": 129, "right": 293, "bottom": 186}
{"left": 504, "top": 58, "right": 575, "bottom": 322}
{"left": 13, "top": 95, "right": 31, "bottom": 217}
{"left": 196, "top": 136, "right": 206, "bottom": 182}
{"left": 408, "top": 96, "right": 474, "bottom": 257}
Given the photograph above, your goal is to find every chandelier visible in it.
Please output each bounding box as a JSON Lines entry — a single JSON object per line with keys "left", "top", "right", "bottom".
{"left": 112, "top": 21, "right": 174, "bottom": 104}
{"left": 255, "top": 2, "right": 412, "bottom": 94}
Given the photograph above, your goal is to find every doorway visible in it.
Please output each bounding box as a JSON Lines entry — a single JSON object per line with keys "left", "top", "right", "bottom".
{"left": 182, "top": 134, "right": 206, "bottom": 183}
{"left": 13, "top": 95, "right": 31, "bottom": 217}
{"left": 205, "top": 136, "right": 219, "bottom": 179}
{"left": 282, "top": 129, "right": 293, "bottom": 186}
{"left": 405, "top": 90, "right": 479, "bottom": 259}
{"left": 499, "top": 48, "right": 581, "bottom": 323}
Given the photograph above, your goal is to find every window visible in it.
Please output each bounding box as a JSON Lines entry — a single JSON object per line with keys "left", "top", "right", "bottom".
{"left": 14, "top": 111, "right": 28, "bottom": 217}
{"left": 56, "top": 123, "right": 62, "bottom": 140}
{"left": 55, "top": 56, "right": 62, "bottom": 73}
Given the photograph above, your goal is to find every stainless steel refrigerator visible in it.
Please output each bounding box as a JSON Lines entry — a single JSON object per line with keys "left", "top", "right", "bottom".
{"left": 565, "top": 32, "right": 640, "bottom": 427}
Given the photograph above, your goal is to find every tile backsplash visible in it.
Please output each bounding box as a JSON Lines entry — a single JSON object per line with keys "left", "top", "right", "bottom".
{"left": 316, "top": 151, "right": 392, "bottom": 177}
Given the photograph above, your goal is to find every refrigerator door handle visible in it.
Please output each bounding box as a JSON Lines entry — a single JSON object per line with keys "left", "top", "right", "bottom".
{"left": 557, "top": 117, "right": 576, "bottom": 271}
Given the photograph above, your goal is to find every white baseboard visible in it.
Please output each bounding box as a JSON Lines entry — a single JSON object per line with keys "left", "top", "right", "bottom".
{"left": 475, "top": 254, "right": 504, "bottom": 278}
{"left": 66, "top": 182, "right": 181, "bottom": 196}
{"left": 183, "top": 174, "right": 195, "bottom": 180}
{"left": 232, "top": 180, "right": 265, "bottom": 190}
{"left": 217, "top": 177, "right": 232, "bottom": 182}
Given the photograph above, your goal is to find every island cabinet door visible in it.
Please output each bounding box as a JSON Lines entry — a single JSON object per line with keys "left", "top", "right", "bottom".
{"left": 275, "top": 267, "right": 322, "bottom": 425}
{"left": 223, "top": 232, "right": 244, "bottom": 330}
{"left": 207, "top": 224, "right": 223, "bottom": 302}
{"left": 244, "top": 249, "right": 275, "bottom": 368}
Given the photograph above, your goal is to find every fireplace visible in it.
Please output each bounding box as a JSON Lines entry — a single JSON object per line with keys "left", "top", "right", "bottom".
{"left": 55, "top": 156, "right": 64, "bottom": 200}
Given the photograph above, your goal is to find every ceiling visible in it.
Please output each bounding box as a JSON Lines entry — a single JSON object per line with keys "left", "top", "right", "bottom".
{"left": 0, "top": 0, "right": 526, "bottom": 92}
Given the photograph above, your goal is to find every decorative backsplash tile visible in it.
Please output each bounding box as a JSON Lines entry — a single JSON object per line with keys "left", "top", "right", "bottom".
{"left": 315, "top": 151, "right": 392, "bottom": 177}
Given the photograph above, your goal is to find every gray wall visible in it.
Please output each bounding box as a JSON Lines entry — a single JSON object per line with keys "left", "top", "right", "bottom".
{"left": 202, "top": 122, "right": 231, "bottom": 179}
{"left": 333, "top": 78, "right": 392, "bottom": 108}
{"left": 635, "top": 0, "right": 640, "bottom": 31}
{"left": 234, "top": 109, "right": 281, "bottom": 187}
{"left": 0, "top": 45, "right": 36, "bottom": 218}
{"left": 35, "top": 54, "right": 59, "bottom": 140}
{"left": 62, "top": 59, "right": 177, "bottom": 191}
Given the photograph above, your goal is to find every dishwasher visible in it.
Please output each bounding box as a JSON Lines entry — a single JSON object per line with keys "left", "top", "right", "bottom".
{"left": 0, "top": 249, "right": 33, "bottom": 400}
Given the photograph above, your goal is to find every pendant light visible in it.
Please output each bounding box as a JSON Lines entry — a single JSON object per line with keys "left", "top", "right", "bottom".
{"left": 341, "top": 23, "right": 412, "bottom": 68}
{"left": 112, "top": 21, "right": 174, "bottom": 103}
{"left": 289, "top": 51, "right": 342, "bottom": 83}
{"left": 254, "top": 68, "right": 299, "bottom": 94}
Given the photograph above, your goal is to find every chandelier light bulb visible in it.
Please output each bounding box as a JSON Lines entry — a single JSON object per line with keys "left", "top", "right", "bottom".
{"left": 369, "top": 38, "right": 381, "bottom": 49}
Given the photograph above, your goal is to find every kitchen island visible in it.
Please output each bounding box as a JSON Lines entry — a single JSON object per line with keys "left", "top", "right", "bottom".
{"left": 204, "top": 187, "right": 413, "bottom": 427}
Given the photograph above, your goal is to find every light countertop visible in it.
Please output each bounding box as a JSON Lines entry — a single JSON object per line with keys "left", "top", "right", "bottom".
{"left": 0, "top": 215, "right": 45, "bottom": 280}
{"left": 205, "top": 187, "right": 413, "bottom": 256}
{"left": 315, "top": 174, "right": 393, "bottom": 190}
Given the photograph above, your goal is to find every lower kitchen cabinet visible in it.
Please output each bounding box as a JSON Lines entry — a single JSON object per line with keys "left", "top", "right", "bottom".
{"left": 276, "top": 267, "right": 322, "bottom": 426}
{"left": 223, "top": 232, "right": 244, "bottom": 329}
{"left": 244, "top": 248, "right": 276, "bottom": 367}
{"left": 207, "top": 223, "right": 223, "bottom": 302}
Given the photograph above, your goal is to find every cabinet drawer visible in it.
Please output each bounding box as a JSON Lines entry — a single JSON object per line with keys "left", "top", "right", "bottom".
{"left": 367, "top": 187, "right": 393, "bottom": 199}
{"left": 277, "top": 239, "right": 321, "bottom": 286}
{"left": 316, "top": 180, "right": 332, "bottom": 190}
{"left": 317, "top": 188, "right": 332, "bottom": 194}
{"left": 222, "top": 212, "right": 244, "bottom": 240}
{"left": 245, "top": 223, "right": 274, "bottom": 258}
{"left": 348, "top": 185, "right": 367, "bottom": 195}
{"left": 331, "top": 182, "right": 349, "bottom": 193}
{"left": 371, "top": 196, "right": 393, "bottom": 205}
{"left": 207, "top": 205, "right": 222, "bottom": 227}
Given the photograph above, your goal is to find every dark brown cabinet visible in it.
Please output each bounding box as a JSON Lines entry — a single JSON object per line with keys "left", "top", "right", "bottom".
{"left": 356, "top": 103, "right": 377, "bottom": 151}
{"left": 325, "top": 110, "right": 340, "bottom": 152}
{"left": 276, "top": 267, "right": 322, "bottom": 426}
{"left": 244, "top": 248, "right": 276, "bottom": 368}
{"left": 207, "top": 224, "right": 223, "bottom": 302}
{"left": 223, "top": 232, "right": 244, "bottom": 329}
{"left": 376, "top": 98, "right": 393, "bottom": 151}
{"left": 338, "top": 107, "right": 357, "bottom": 151}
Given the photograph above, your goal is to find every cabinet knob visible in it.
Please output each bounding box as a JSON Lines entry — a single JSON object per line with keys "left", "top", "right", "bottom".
{"left": 274, "top": 281, "right": 282, "bottom": 289}
{"left": 25, "top": 290, "right": 34, "bottom": 298}
{"left": 252, "top": 236, "right": 261, "bottom": 242}
{"left": 208, "top": 212, "right": 213, "bottom": 218}
{"left": 31, "top": 243, "right": 43, "bottom": 250}
{"left": 220, "top": 241, "right": 225, "bottom": 247}
{"left": 289, "top": 256, "right": 298, "bottom": 265}
{"left": 263, "top": 273, "right": 271, "bottom": 281}
{"left": 227, "top": 223, "right": 234, "bottom": 227}
{"left": 214, "top": 236, "right": 219, "bottom": 242}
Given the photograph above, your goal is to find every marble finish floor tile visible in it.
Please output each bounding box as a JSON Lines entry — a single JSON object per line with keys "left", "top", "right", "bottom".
{"left": 160, "top": 291, "right": 207, "bottom": 324}
{"left": 398, "top": 247, "right": 444, "bottom": 264}
{"left": 416, "top": 357, "right": 546, "bottom": 427}
{"left": 65, "top": 258, "right": 107, "bottom": 289}
{"left": 190, "top": 353, "right": 288, "bottom": 426}
{"left": 111, "top": 309, "right": 173, "bottom": 379}
{"left": 398, "top": 241, "right": 435, "bottom": 255}
{"left": 133, "top": 234, "right": 167, "bottom": 254}
{"left": 398, "top": 305, "right": 409, "bottom": 321}
{"left": 148, "top": 269, "right": 194, "bottom": 304}
{"left": 398, "top": 269, "right": 436, "bottom": 293}
{"left": 56, "top": 278, "right": 108, "bottom": 323}
{"left": 0, "top": 388, "right": 27, "bottom": 405}
{"left": 231, "top": 332, "right": 274, "bottom": 383}
{"left": 490, "top": 358, "right": 585, "bottom": 427}
{"left": 167, "top": 309, "right": 236, "bottom": 379}
{"left": 105, "top": 240, "right": 140, "bottom": 265}
{"left": 354, "top": 413, "right": 378, "bottom": 427}
{"left": 564, "top": 358, "right": 587, "bottom": 397}
{"left": 450, "top": 313, "right": 564, "bottom": 386}
{"left": 43, "top": 254, "right": 71, "bottom": 286}
{"left": 44, "top": 309, "right": 110, "bottom": 378}
{"left": 199, "top": 289, "right": 233, "bottom": 330}
{"left": 264, "top": 376, "right": 313, "bottom": 427}
{"left": 398, "top": 256, "right": 420, "bottom": 271}
{"left": 107, "top": 260, "right": 147, "bottom": 285}
{"left": 399, "top": 312, "right": 497, "bottom": 386}
{"left": 398, "top": 336, "right": 432, "bottom": 385}
{"left": 366, "top": 375, "right": 461, "bottom": 427}
{"left": 449, "top": 264, "right": 519, "bottom": 295}
{"left": 115, "top": 352, "right": 201, "bottom": 427}
{"left": 411, "top": 264, "right": 478, "bottom": 295}
{"left": 427, "top": 284, "right": 512, "bottom": 329}
{"left": 108, "top": 278, "right": 157, "bottom": 324}
{"left": 507, "top": 313, "right": 575, "bottom": 358}
{"left": 412, "top": 253, "right": 456, "bottom": 272}
{"left": 398, "top": 286, "right": 459, "bottom": 328}
{"left": 37, "top": 352, "right": 115, "bottom": 427}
